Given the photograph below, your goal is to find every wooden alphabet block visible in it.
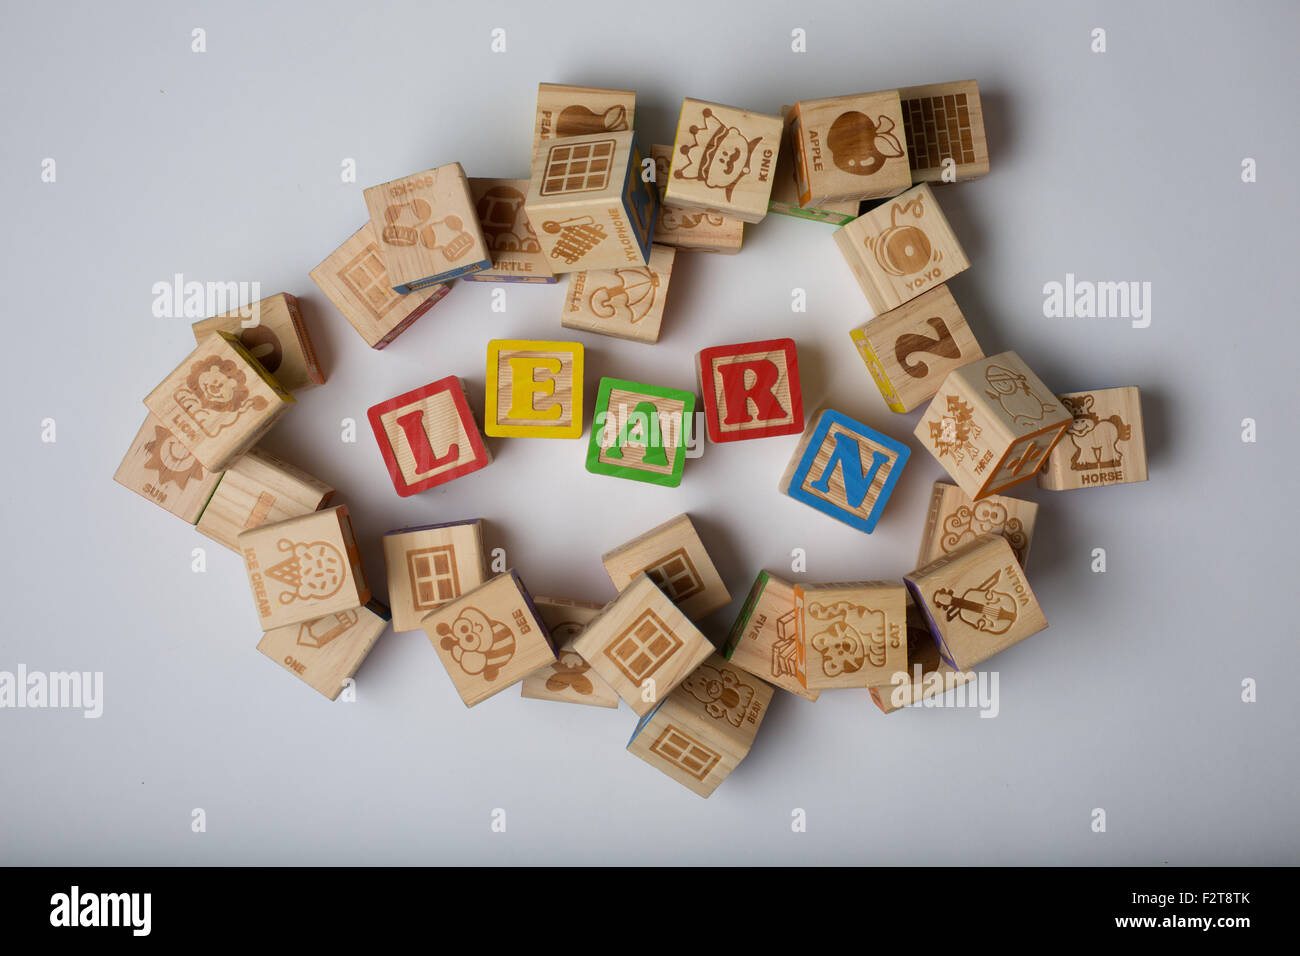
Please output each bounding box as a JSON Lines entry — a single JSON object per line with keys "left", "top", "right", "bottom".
{"left": 524, "top": 130, "right": 657, "bottom": 273}
{"left": 363, "top": 163, "right": 491, "bottom": 292}
{"left": 463, "top": 178, "right": 557, "bottom": 284}
{"left": 519, "top": 597, "right": 620, "bottom": 708}
{"left": 367, "top": 376, "right": 491, "bottom": 497}
{"left": 793, "top": 581, "right": 906, "bottom": 689}
{"left": 834, "top": 184, "right": 970, "bottom": 314}
{"left": 914, "top": 350, "right": 1071, "bottom": 499}
{"left": 196, "top": 447, "right": 334, "bottom": 552}
{"left": 898, "top": 80, "right": 989, "bottom": 183}
{"left": 779, "top": 407, "right": 909, "bottom": 533}
{"left": 586, "top": 377, "right": 694, "bottom": 487}
{"left": 650, "top": 145, "right": 744, "bottom": 254}
{"left": 849, "top": 284, "right": 983, "bottom": 412}
{"left": 766, "top": 109, "right": 859, "bottom": 225}
{"left": 143, "top": 331, "right": 294, "bottom": 471}
{"left": 532, "top": 83, "right": 636, "bottom": 162}
{"left": 665, "top": 99, "right": 782, "bottom": 223}
{"left": 917, "top": 480, "right": 1037, "bottom": 568}
{"left": 1037, "top": 387, "right": 1148, "bottom": 491}
{"left": 789, "top": 91, "right": 911, "bottom": 205}
{"left": 561, "top": 244, "right": 676, "bottom": 343}
{"left": 724, "top": 571, "right": 819, "bottom": 701}
{"left": 697, "top": 337, "right": 804, "bottom": 442}
{"left": 309, "top": 222, "right": 451, "bottom": 349}
{"left": 238, "top": 505, "right": 370, "bottom": 631}
{"left": 191, "top": 292, "right": 324, "bottom": 392}
{"left": 113, "top": 413, "right": 224, "bottom": 523}
{"left": 382, "top": 519, "right": 487, "bottom": 632}
{"left": 572, "top": 573, "right": 715, "bottom": 716}
{"left": 601, "top": 513, "right": 730, "bottom": 621}
{"left": 257, "top": 599, "right": 390, "bottom": 701}
{"left": 419, "top": 570, "right": 556, "bottom": 708}
{"left": 868, "top": 593, "right": 974, "bottom": 713}
{"left": 484, "top": 339, "right": 584, "bottom": 438}
{"left": 627, "top": 653, "right": 774, "bottom": 797}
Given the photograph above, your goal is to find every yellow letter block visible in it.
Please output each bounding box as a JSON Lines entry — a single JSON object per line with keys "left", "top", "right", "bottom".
{"left": 484, "top": 339, "right": 584, "bottom": 438}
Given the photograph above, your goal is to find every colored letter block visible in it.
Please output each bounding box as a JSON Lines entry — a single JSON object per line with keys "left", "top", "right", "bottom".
{"left": 779, "top": 407, "right": 909, "bottom": 533}
{"left": 849, "top": 284, "right": 983, "bottom": 413}
{"left": 789, "top": 90, "right": 911, "bottom": 205}
{"left": 665, "top": 99, "right": 783, "bottom": 224}
{"left": 1037, "top": 387, "right": 1148, "bottom": 491}
{"left": 363, "top": 162, "right": 491, "bottom": 292}
{"left": 561, "top": 244, "right": 676, "bottom": 343}
{"left": 868, "top": 593, "right": 975, "bottom": 713}
{"left": 766, "top": 109, "right": 859, "bottom": 225}
{"left": 627, "top": 653, "right": 774, "bottom": 798}
{"left": 524, "top": 130, "right": 657, "bottom": 273}
{"left": 310, "top": 221, "right": 451, "bottom": 349}
{"left": 898, "top": 80, "right": 989, "bottom": 183}
{"left": 834, "top": 184, "right": 970, "bottom": 314}
{"left": 724, "top": 571, "right": 819, "bottom": 701}
{"left": 586, "top": 377, "right": 694, "bottom": 487}
{"left": 904, "top": 533, "right": 1048, "bottom": 671}
{"left": 794, "top": 581, "right": 906, "bottom": 690}
{"left": 520, "top": 597, "right": 620, "bottom": 709}
{"left": 382, "top": 519, "right": 487, "bottom": 632}
{"left": 650, "top": 145, "right": 744, "bottom": 254}
{"left": 463, "top": 178, "right": 557, "bottom": 284}
{"left": 601, "top": 513, "right": 730, "bottom": 621}
{"left": 484, "top": 339, "right": 584, "bottom": 438}
{"left": 572, "top": 573, "right": 714, "bottom": 716}
{"left": 916, "top": 480, "right": 1037, "bottom": 568}
{"left": 697, "top": 337, "right": 804, "bottom": 442}
{"left": 196, "top": 447, "right": 334, "bottom": 552}
{"left": 113, "top": 413, "right": 224, "bottom": 523}
{"left": 238, "top": 505, "right": 370, "bottom": 632}
{"left": 532, "top": 83, "right": 636, "bottom": 163}
{"left": 191, "top": 292, "right": 325, "bottom": 392}
{"left": 257, "top": 599, "right": 390, "bottom": 701}
{"left": 143, "top": 331, "right": 294, "bottom": 471}
{"left": 914, "top": 350, "right": 1071, "bottom": 500}
{"left": 419, "top": 570, "right": 557, "bottom": 708}
{"left": 367, "top": 376, "right": 491, "bottom": 497}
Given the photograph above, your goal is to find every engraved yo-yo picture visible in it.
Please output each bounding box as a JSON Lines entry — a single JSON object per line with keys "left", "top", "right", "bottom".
{"left": 866, "top": 195, "right": 941, "bottom": 276}
{"left": 827, "top": 111, "right": 904, "bottom": 176}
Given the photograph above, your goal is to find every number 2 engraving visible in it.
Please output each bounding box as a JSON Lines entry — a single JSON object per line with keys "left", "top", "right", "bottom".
{"left": 894, "top": 317, "right": 961, "bottom": 378}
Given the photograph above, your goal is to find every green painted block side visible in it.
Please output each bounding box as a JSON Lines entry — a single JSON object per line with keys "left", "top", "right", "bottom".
{"left": 585, "top": 377, "right": 695, "bottom": 487}
{"left": 724, "top": 570, "right": 771, "bottom": 658}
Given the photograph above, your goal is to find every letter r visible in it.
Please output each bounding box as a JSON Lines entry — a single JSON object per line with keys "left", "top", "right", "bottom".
{"left": 717, "top": 358, "right": 786, "bottom": 425}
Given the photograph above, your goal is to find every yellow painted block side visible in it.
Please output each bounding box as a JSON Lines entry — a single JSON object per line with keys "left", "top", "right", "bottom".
{"left": 484, "top": 338, "right": 585, "bottom": 438}
{"left": 849, "top": 329, "right": 905, "bottom": 412}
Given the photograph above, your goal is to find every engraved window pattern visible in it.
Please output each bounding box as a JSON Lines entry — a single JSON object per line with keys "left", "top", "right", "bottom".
{"left": 641, "top": 548, "right": 704, "bottom": 603}
{"left": 340, "top": 243, "right": 401, "bottom": 320}
{"left": 605, "top": 609, "right": 682, "bottom": 683}
{"left": 650, "top": 725, "right": 721, "bottom": 780}
{"left": 407, "top": 545, "right": 460, "bottom": 611}
{"left": 903, "top": 94, "right": 976, "bottom": 171}
{"left": 540, "top": 140, "right": 615, "bottom": 195}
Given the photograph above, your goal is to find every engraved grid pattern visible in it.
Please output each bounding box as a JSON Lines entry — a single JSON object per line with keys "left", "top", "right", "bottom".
{"left": 407, "top": 545, "right": 460, "bottom": 610}
{"left": 650, "top": 725, "right": 721, "bottom": 780}
{"left": 903, "top": 93, "right": 976, "bottom": 171}
{"left": 541, "top": 140, "right": 615, "bottom": 195}
{"left": 340, "top": 243, "right": 401, "bottom": 320}
{"left": 642, "top": 548, "right": 704, "bottom": 603}
{"left": 605, "top": 609, "right": 682, "bottom": 683}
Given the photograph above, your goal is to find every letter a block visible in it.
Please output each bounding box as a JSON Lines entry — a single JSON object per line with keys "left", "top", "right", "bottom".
{"left": 779, "top": 408, "right": 909, "bottom": 533}
{"left": 697, "top": 338, "right": 804, "bottom": 442}
{"left": 484, "top": 339, "right": 584, "bottom": 438}
{"left": 367, "top": 376, "right": 491, "bottom": 497}
{"left": 586, "top": 377, "right": 694, "bottom": 487}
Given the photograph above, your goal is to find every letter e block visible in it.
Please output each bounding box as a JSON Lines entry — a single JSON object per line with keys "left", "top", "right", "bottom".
{"left": 697, "top": 337, "right": 804, "bottom": 442}
{"left": 367, "top": 376, "right": 491, "bottom": 497}
{"left": 484, "top": 339, "right": 584, "bottom": 438}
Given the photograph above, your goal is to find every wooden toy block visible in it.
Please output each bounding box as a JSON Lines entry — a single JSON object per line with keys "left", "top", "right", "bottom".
{"left": 519, "top": 597, "right": 620, "bottom": 709}
{"left": 363, "top": 163, "right": 491, "bottom": 292}
{"left": 778, "top": 407, "right": 910, "bottom": 534}
{"left": 309, "top": 222, "right": 451, "bottom": 349}
{"left": 572, "top": 573, "right": 714, "bottom": 716}
{"left": 650, "top": 145, "right": 744, "bottom": 254}
{"left": 484, "top": 339, "right": 584, "bottom": 438}
{"left": 904, "top": 533, "right": 1048, "bottom": 671}
{"left": 789, "top": 90, "right": 911, "bottom": 205}
{"left": 914, "top": 350, "right": 1071, "bottom": 500}
{"left": 724, "top": 571, "right": 819, "bottom": 701}
{"left": 382, "top": 519, "right": 487, "bottom": 632}
{"left": 532, "top": 83, "right": 636, "bottom": 162}
{"left": 697, "top": 337, "right": 804, "bottom": 442}
{"left": 793, "top": 580, "right": 906, "bottom": 690}
{"left": 143, "top": 331, "right": 294, "bottom": 472}
{"left": 600, "top": 513, "right": 730, "bottom": 621}
{"left": 196, "top": 447, "right": 334, "bottom": 552}
{"left": 849, "top": 284, "right": 983, "bottom": 413}
{"left": 191, "top": 292, "right": 324, "bottom": 392}
{"left": 665, "top": 99, "right": 783, "bottom": 224}
{"left": 917, "top": 480, "right": 1037, "bottom": 568}
{"left": 868, "top": 593, "right": 974, "bottom": 713}
{"left": 561, "top": 244, "right": 676, "bottom": 343}
{"left": 833, "top": 183, "right": 971, "bottom": 314}
{"left": 367, "top": 376, "right": 491, "bottom": 497}
{"left": 898, "top": 80, "right": 989, "bottom": 183}
{"left": 524, "top": 130, "right": 657, "bottom": 273}
{"left": 257, "top": 599, "right": 390, "bottom": 701}
{"left": 586, "top": 377, "right": 694, "bottom": 487}
{"left": 627, "top": 652, "right": 774, "bottom": 798}
{"left": 1037, "top": 387, "right": 1148, "bottom": 491}
{"left": 419, "top": 570, "right": 556, "bottom": 708}
{"left": 113, "top": 413, "right": 224, "bottom": 523}
{"left": 238, "top": 505, "right": 370, "bottom": 632}
{"left": 463, "top": 178, "right": 557, "bottom": 284}
{"left": 766, "top": 109, "right": 859, "bottom": 225}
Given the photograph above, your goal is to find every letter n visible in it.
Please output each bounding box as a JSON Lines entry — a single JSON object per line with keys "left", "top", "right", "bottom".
{"left": 808, "top": 432, "right": 887, "bottom": 508}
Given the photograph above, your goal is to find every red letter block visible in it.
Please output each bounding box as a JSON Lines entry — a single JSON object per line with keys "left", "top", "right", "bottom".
{"left": 367, "top": 376, "right": 491, "bottom": 497}
{"left": 696, "top": 338, "right": 804, "bottom": 443}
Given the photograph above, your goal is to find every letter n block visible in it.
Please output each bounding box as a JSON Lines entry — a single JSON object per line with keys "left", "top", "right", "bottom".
{"left": 484, "top": 339, "right": 584, "bottom": 438}
{"left": 367, "top": 376, "right": 491, "bottom": 497}
{"left": 697, "top": 338, "right": 804, "bottom": 442}
{"left": 586, "top": 377, "right": 694, "bottom": 487}
{"left": 779, "top": 408, "right": 909, "bottom": 533}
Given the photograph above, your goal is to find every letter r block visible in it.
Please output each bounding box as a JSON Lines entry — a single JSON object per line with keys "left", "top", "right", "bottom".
{"left": 367, "top": 376, "right": 491, "bottom": 497}
{"left": 696, "top": 338, "right": 804, "bottom": 442}
{"left": 484, "top": 339, "right": 584, "bottom": 438}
